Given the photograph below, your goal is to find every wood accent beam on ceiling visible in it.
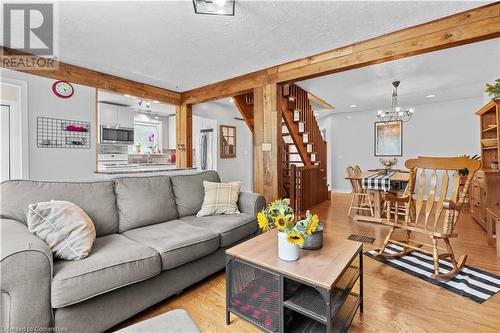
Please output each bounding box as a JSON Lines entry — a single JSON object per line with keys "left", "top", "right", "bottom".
{"left": 253, "top": 84, "right": 282, "bottom": 201}
{"left": 181, "top": 3, "right": 500, "bottom": 105}
{"left": 175, "top": 104, "right": 193, "bottom": 168}
{"left": 307, "top": 92, "right": 333, "bottom": 110}
{"left": 1, "top": 47, "right": 181, "bottom": 105}
{"left": 233, "top": 93, "right": 254, "bottom": 132}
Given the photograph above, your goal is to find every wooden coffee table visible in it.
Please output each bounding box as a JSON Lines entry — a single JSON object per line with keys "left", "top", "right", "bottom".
{"left": 225, "top": 230, "right": 363, "bottom": 333}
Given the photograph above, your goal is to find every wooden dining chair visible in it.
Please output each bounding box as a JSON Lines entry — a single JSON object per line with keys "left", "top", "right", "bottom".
{"left": 378, "top": 156, "right": 480, "bottom": 280}
{"left": 346, "top": 166, "right": 374, "bottom": 217}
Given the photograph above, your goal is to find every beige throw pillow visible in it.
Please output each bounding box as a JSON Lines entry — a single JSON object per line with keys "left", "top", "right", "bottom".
{"left": 28, "top": 200, "right": 96, "bottom": 260}
{"left": 197, "top": 181, "right": 241, "bottom": 217}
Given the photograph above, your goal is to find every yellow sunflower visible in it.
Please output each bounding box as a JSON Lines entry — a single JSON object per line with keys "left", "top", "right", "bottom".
{"left": 286, "top": 232, "right": 305, "bottom": 245}
{"left": 306, "top": 214, "right": 319, "bottom": 235}
{"left": 257, "top": 212, "right": 269, "bottom": 231}
{"left": 274, "top": 216, "right": 288, "bottom": 230}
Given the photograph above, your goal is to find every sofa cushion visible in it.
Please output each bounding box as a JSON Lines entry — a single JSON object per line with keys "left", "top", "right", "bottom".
{"left": 28, "top": 200, "right": 96, "bottom": 260}
{"left": 197, "top": 181, "right": 241, "bottom": 217}
{"left": 122, "top": 220, "right": 219, "bottom": 270}
{"left": 51, "top": 234, "right": 161, "bottom": 308}
{"left": 170, "top": 171, "right": 220, "bottom": 218}
{"left": 180, "top": 213, "right": 257, "bottom": 247}
{"left": 0, "top": 180, "right": 118, "bottom": 237}
{"left": 114, "top": 176, "right": 178, "bottom": 232}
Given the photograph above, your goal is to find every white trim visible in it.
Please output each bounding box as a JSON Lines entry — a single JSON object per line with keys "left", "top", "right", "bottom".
{"left": 0, "top": 78, "right": 29, "bottom": 179}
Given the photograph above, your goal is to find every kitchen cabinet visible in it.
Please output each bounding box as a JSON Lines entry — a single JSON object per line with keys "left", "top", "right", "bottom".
{"left": 98, "top": 103, "right": 134, "bottom": 128}
{"left": 470, "top": 170, "right": 500, "bottom": 230}
{"left": 471, "top": 101, "right": 500, "bottom": 231}
{"left": 99, "top": 103, "right": 117, "bottom": 126}
{"left": 168, "top": 116, "right": 176, "bottom": 149}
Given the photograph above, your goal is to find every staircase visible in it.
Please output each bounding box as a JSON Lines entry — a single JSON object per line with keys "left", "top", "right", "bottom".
{"left": 232, "top": 84, "right": 329, "bottom": 211}
{"left": 281, "top": 84, "right": 329, "bottom": 211}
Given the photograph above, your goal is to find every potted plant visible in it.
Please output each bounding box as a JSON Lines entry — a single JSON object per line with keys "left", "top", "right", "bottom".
{"left": 257, "top": 199, "right": 320, "bottom": 261}
{"left": 296, "top": 211, "right": 323, "bottom": 250}
{"left": 147, "top": 134, "right": 157, "bottom": 154}
{"left": 134, "top": 142, "right": 142, "bottom": 153}
{"left": 380, "top": 158, "right": 397, "bottom": 174}
{"left": 485, "top": 78, "right": 500, "bottom": 100}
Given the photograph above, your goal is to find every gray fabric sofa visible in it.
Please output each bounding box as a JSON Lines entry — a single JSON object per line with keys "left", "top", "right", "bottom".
{"left": 0, "top": 171, "right": 266, "bottom": 333}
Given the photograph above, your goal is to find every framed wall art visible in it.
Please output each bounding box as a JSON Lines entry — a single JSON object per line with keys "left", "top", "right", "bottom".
{"left": 374, "top": 121, "right": 402, "bottom": 156}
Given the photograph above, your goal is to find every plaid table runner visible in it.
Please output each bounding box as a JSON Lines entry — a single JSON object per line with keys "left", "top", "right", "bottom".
{"left": 362, "top": 171, "right": 397, "bottom": 191}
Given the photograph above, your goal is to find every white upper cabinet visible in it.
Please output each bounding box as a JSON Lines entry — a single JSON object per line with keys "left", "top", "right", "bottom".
{"left": 116, "top": 106, "right": 134, "bottom": 128}
{"left": 99, "top": 103, "right": 118, "bottom": 126}
{"left": 99, "top": 103, "right": 134, "bottom": 128}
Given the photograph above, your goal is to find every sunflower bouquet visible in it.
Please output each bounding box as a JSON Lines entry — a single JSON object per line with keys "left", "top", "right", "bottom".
{"left": 257, "top": 199, "right": 320, "bottom": 246}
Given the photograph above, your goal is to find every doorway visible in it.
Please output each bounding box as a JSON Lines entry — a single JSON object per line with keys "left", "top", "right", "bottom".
{"left": 1, "top": 105, "right": 10, "bottom": 181}
{"left": 0, "top": 78, "right": 29, "bottom": 181}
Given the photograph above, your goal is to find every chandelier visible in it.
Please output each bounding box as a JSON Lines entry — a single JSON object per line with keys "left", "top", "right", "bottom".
{"left": 377, "top": 80, "right": 415, "bottom": 122}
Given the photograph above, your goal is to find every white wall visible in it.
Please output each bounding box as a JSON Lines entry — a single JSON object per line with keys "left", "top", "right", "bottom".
{"left": 328, "top": 97, "right": 482, "bottom": 192}
{"left": 1, "top": 69, "right": 97, "bottom": 181}
{"left": 317, "top": 115, "right": 333, "bottom": 190}
{"left": 193, "top": 101, "right": 254, "bottom": 192}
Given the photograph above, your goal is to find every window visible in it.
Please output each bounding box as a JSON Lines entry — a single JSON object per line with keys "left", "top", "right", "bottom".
{"left": 134, "top": 121, "right": 161, "bottom": 154}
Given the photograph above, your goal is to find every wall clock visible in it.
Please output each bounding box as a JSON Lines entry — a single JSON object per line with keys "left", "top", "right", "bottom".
{"left": 52, "top": 80, "right": 74, "bottom": 99}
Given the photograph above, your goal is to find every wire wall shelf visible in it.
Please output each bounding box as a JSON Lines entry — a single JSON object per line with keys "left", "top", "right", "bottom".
{"left": 37, "top": 117, "right": 91, "bottom": 149}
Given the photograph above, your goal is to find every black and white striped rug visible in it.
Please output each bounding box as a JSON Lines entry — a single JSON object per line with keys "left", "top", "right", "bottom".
{"left": 365, "top": 244, "right": 500, "bottom": 303}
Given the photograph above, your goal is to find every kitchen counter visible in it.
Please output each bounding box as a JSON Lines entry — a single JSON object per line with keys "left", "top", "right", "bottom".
{"left": 95, "top": 164, "right": 195, "bottom": 175}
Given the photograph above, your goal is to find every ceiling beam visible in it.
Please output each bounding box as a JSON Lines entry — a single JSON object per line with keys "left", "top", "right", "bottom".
{"left": 0, "top": 47, "right": 181, "bottom": 105}
{"left": 181, "top": 3, "right": 500, "bottom": 105}
{"left": 233, "top": 94, "right": 254, "bottom": 132}
{"left": 307, "top": 92, "right": 334, "bottom": 110}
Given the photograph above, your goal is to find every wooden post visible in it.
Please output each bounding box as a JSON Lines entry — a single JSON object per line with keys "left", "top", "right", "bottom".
{"left": 253, "top": 84, "right": 282, "bottom": 202}
{"left": 175, "top": 103, "right": 192, "bottom": 168}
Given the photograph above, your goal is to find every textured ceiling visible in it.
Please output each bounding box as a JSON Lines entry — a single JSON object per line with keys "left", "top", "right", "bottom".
{"left": 10, "top": 0, "right": 490, "bottom": 92}
{"left": 298, "top": 38, "right": 500, "bottom": 117}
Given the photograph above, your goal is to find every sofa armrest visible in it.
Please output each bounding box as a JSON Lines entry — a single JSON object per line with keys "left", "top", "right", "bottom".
{"left": 1, "top": 218, "right": 53, "bottom": 331}
{"left": 238, "top": 192, "right": 266, "bottom": 216}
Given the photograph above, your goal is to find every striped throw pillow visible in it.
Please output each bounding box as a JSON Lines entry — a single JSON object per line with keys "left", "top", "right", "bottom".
{"left": 196, "top": 181, "right": 241, "bottom": 217}
{"left": 27, "top": 200, "right": 96, "bottom": 260}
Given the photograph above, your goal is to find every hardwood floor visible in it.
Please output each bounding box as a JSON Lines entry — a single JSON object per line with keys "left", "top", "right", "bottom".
{"left": 113, "top": 193, "right": 500, "bottom": 333}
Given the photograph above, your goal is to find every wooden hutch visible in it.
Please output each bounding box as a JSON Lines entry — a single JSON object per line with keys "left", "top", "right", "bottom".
{"left": 471, "top": 100, "right": 500, "bottom": 230}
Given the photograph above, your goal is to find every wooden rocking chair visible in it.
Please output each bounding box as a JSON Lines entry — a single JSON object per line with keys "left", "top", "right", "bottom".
{"left": 377, "top": 156, "right": 480, "bottom": 281}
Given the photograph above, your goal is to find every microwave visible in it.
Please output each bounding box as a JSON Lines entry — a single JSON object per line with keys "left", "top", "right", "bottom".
{"left": 100, "top": 126, "right": 134, "bottom": 144}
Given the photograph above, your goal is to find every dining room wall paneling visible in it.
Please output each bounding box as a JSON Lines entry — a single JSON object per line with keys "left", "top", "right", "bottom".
{"left": 327, "top": 96, "right": 481, "bottom": 192}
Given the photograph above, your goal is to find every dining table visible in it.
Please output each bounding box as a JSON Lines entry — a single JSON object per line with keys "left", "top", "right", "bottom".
{"left": 345, "top": 170, "right": 410, "bottom": 223}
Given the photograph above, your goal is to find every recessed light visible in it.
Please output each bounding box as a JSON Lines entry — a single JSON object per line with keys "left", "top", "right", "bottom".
{"left": 154, "top": 116, "right": 159, "bottom": 120}
{"left": 426, "top": 94, "right": 436, "bottom": 98}
{"left": 349, "top": 104, "right": 357, "bottom": 108}
{"left": 124, "top": 94, "right": 133, "bottom": 98}
{"left": 152, "top": 100, "right": 160, "bottom": 104}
